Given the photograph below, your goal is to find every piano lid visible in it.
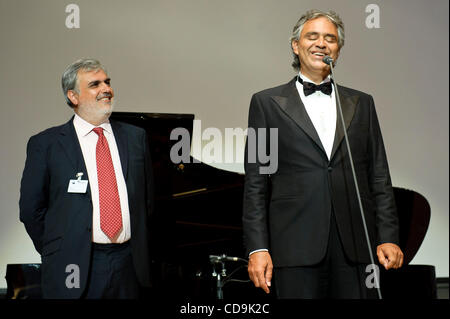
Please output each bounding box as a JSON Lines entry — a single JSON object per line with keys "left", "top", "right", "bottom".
{"left": 110, "top": 111, "right": 244, "bottom": 198}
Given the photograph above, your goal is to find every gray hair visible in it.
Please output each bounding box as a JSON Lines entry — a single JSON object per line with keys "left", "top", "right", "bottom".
{"left": 61, "top": 58, "right": 107, "bottom": 107}
{"left": 290, "top": 10, "right": 345, "bottom": 71}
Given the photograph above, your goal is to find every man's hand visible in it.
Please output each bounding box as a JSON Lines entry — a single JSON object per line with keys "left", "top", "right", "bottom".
{"left": 377, "top": 243, "right": 404, "bottom": 270}
{"left": 248, "top": 251, "right": 273, "bottom": 294}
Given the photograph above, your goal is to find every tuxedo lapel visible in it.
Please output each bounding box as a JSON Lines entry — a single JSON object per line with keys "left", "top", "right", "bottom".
{"left": 110, "top": 120, "right": 128, "bottom": 180}
{"left": 330, "top": 87, "right": 359, "bottom": 160}
{"left": 271, "top": 78, "right": 327, "bottom": 158}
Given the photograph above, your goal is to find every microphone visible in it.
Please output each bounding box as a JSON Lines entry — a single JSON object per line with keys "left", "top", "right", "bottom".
{"left": 325, "top": 55, "right": 383, "bottom": 300}
{"left": 322, "top": 56, "right": 334, "bottom": 65}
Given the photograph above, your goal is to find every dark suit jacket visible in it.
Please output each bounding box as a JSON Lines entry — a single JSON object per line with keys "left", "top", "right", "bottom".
{"left": 19, "top": 117, "right": 154, "bottom": 298}
{"left": 243, "top": 77, "right": 399, "bottom": 267}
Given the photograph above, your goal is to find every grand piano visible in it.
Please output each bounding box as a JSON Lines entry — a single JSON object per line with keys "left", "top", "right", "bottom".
{"left": 5, "top": 112, "right": 437, "bottom": 299}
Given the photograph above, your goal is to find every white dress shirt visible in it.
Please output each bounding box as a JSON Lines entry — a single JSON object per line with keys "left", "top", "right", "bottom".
{"left": 249, "top": 73, "right": 337, "bottom": 256}
{"left": 295, "top": 72, "right": 336, "bottom": 160}
{"left": 73, "top": 114, "right": 131, "bottom": 243}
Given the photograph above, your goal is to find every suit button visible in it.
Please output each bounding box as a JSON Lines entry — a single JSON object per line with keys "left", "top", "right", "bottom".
{"left": 328, "top": 166, "right": 333, "bottom": 172}
{"left": 86, "top": 227, "right": 91, "bottom": 232}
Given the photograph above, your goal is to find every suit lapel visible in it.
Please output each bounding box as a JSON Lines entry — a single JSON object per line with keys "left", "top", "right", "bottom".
{"left": 58, "top": 117, "right": 86, "bottom": 173}
{"left": 271, "top": 77, "right": 327, "bottom": 157}
{"left": 110, "top": 120, "right": 128, "bottom": 180}
{"left": 330, "top": 87, "right": 359, "bottom": 160}
{"left": 57, "top": 117, "right": 91, "bottom": 197}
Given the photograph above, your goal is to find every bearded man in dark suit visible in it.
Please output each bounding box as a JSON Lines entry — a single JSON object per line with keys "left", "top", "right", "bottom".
{"left": 243, "top": 10, "right": 403, "bottom": 298}
{"left": 20, "top": 58, "right": 154, "bottom": 298}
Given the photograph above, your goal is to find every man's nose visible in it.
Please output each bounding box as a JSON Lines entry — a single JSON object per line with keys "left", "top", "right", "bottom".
{"left": 100, "top": 82, "right": 112, "bottom": 93}
{"left": 315, "top": 37, "right": 326, "bottom": 49}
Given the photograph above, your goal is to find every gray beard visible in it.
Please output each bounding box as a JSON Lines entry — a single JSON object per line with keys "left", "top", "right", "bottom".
{"left": 78, "top": 100, "right": 115, "bottom": 124}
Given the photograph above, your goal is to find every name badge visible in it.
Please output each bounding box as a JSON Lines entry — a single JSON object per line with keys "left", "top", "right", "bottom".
{"left": 67, "top": 172, "right": 88, "bottom": 193}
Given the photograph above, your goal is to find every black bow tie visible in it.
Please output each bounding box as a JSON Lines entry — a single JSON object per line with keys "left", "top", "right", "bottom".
{"left": 297, "top": 76, "right": 333, "bottom": 96}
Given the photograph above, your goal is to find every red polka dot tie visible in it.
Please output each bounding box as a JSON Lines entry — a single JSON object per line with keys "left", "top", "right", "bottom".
{"left": 93, "top": 127, "right": 122, "bottom": 239}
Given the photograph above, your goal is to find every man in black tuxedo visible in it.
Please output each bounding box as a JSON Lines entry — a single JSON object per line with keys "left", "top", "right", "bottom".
{"left": 19, "top": 58, "right": 154, "bottom": 298}
{"left": 243, "top": 10, "right": 404, "bottom": 298}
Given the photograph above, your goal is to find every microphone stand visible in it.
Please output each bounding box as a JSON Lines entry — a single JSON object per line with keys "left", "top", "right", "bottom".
{"left": 209, "top": 254, "right": 249, "bottom": 300}
{"left": 210, "top": 255, "right": 228, "bottom": 300}
{"left": 324, "top": 56, "right": 383, "bottom": 299}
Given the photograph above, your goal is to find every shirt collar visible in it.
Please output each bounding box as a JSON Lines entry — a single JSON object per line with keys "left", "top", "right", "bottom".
{"left": 298, "top": 72, "right": 331, "bottom": 85}
{"left": 73, "top": 114, "right": 112, "bottom": 137}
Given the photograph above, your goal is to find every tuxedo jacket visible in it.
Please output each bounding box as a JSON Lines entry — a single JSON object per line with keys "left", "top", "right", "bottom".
{"left": 19, "top": 117, "right": 154, "bottom": 298}
{"left": 243, "top": 77, "right": 399, "bottom": 267}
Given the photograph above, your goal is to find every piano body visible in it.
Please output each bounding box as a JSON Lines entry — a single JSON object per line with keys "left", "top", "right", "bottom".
{"left": 5, "top": 112, "right": 437, "bottom": 299}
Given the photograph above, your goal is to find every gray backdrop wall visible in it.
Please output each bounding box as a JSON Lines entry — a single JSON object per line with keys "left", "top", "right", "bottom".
{"left": 0, "top": 0, "right": 448, "bottom": 289}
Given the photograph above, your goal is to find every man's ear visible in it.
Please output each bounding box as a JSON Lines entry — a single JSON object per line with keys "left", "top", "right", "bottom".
{"left": 67, "top": 90, "right": 79, "bottom": 106}
{"left": 291, "top": 40, "right": 299, "bottom": 55}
